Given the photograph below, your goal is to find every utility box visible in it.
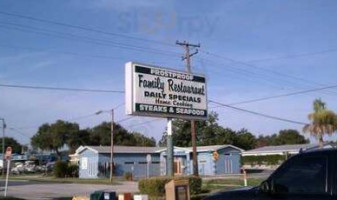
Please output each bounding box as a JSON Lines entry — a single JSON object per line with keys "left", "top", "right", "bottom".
{"left": 118, "top": 193, "right": 132, "bottom": 200}
{"left": 165, "top": 179, "right": 190, "bottom": 200}
{"left": 90, "top": 191, "right": 116, "bottom": 200}
{"left": 133, "top": 195, "right": 148, "bottom": 200}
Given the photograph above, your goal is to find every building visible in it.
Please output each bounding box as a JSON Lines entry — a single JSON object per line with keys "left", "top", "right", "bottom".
{"left": 77, "top": 144, "right": 243, "bottom": 179}
{"left": 158, "top": 145, "right": 243, "bottom": 176}
{"left": 69, "top": 146, "right": 85, "bottom": 165}
{"left": 242, "top": 143, "right": 333, "bottom": 157}
{"left": 78, "top": 146, "right": 163, "bottom": 179}
{"left": 242, "top": 143, "right": 333, "bottom": 169}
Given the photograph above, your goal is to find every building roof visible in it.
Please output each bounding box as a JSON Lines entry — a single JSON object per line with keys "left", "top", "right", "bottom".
{"left": 156, "top": 144, "right": 244, "bottom": 153}
{"left": 185, "top": 145, "right": 243, "bottom": 152}
{"left": 242, "top": 143, "right": 331, "bottom": 156}
{"left": 80, "top": 146, "right": 165, "bottom": 154}
{"left": 77, "top": 144, "right": 243, "bottom": 154}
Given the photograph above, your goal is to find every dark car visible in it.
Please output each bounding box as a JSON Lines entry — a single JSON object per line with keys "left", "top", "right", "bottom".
{"left": 205, "top": 148, "right": 337, "bottom": 200}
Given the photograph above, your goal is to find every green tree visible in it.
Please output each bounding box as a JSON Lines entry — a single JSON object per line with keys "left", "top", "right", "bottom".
{"left": 68, "top": 129, "right": 90, "bottom": 154}
{"left": 89, "top": 122, "right": 156, "bottom": 147}
{"left": 31, "top": 120, "right": 79, "bottom": 158}
{"left": 158, "top": 112, "right": 257, "bottom": 150}
{"left": 256, "top": 130, "right": 309, "bottom": 148}
{"left": 234, "top": 129, "right": 257, "bottom": 150}
{"left": 131, "top": 132, "right": 156, "bottom": 146}
{"left": 275, "top": 129, "right": 309, "bottom": 145}
{"left": 303, "top": 99, "right": 337, "bottom": 148}
{"left": 158, "top": 112, "right": 219, "bottom": 147}
{"left": 0, "top": 137, "right": 22, "bottom": 154}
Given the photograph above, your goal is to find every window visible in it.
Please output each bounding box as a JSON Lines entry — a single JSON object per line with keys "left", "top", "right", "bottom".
{"left": 152, "top": 161, "right": 160, "bottom": 164}
{"left": 81, "top": 157, "right": 88, "bottom": 170}
{"left": 138, "top": 161, "right": 147, "bottom": 164}
{"left": 124, "top": 162, "right": 134, "bottom": 165}
{"left": 273, "top": 155, "right": 327, "bottom": 194}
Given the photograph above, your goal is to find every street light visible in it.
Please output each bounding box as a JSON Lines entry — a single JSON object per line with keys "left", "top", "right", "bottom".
{"left": 94, "top": 109, "right": 114, "bottom": 182}
{"left": 95, "top": 110, "right": 103, "bottom": 115}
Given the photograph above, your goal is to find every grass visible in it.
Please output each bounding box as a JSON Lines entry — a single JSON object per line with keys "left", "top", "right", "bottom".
{"left": 202, "top": 178, "right": 264, "bottom": 193}
{"left": 10, "top": 174, "right": 121, "bottom": 185}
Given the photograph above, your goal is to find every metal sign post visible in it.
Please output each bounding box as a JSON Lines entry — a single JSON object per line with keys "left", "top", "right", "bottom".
{"left": 4, "top": 146, "right": 12, "bottom": 197}
{"left": 167, "top": 118, "right": 174, "bottom": 176}
{"left": 146, "top": 154, "right": 152, "bottom": 178}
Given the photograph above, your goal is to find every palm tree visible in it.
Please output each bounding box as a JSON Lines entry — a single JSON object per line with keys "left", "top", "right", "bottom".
{"left": 303, "top": 99, "right": 337, "bottom": 148}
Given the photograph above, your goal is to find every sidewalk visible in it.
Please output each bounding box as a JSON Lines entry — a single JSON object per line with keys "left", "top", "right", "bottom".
{"left": 3, "top": 181, "right": 138, "bottom": 200}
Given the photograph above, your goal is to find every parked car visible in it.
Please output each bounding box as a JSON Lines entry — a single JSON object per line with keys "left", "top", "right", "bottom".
{"left": 11, "top": 161, "right": 46, "bottom": 174}
{"left": 205, "top": 148, "right": 336, "bottom": 200}
{"left": 11, "top": 162, "right": 25, "bottom": 174}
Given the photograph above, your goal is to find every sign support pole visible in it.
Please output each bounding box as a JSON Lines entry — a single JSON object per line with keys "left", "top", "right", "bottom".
{"left": 176, "top": 41, "right": 200, "bottom": 176}
{"left": 166, "top": 118, "right": 174, "bottom": 176}
{"left": 146, "top": 154, "right": 151, "bottom": 178}
{"left": 4, "top": 146, "right": 12, "bottom": 197}
{"left": 4, "top": 160, "right": 10, "bottom": 197}
{"left": 0, "top": 118, "right": 6, "bottom": 176}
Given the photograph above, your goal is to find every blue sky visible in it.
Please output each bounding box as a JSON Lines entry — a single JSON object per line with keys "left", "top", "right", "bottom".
{"left": 0, "top": 0, "right": 337, "bottom": 145}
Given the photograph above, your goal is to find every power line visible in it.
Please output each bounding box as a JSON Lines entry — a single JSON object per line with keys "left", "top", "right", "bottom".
{"left": 0, "top": 43, "right": 127, "bottom": 61}
{"left": 14, "top": 103, "right": 126, "bottom": 130}
{"left": 7, "top": 127, "right": 31, "bottom": 139}
{"left": 0, "top": 83, "right": 125, "bottom": 93}
{"left": 200, "top": 50, "right": 337, "bottom": 96}
{"left": 209, "top": 99, "right": 308, "bottom": 125}
{"left": 127, "top": 118, "right": 163, "bottom": 129}
{"left": 67, "top": 112, "right": 104, "bottom": 122}
{"left": 116, "top": 116, "right": 134, "bottom": 124}
{"left": 199, "top": 57, "right": 290, "bottom": 90}
{"left": 113, "top": 103, "right": 125, "bottom": 110}
{"left": 247, "top": 48, "right": 337, "bottom": 63}
{"left": 0, "top": 11, "right": 175, "bottom": 47}
{"left": 217, "top": 84, "right": 337, "bottom": 107}
{"left": 0, "top": 44, "right": 180, "bottom": 69}
{"left": 0, "top": 23, "right": 180, "bottom": 58}
{"left": 201, "top": 50, "right": 337, "bottom": 91}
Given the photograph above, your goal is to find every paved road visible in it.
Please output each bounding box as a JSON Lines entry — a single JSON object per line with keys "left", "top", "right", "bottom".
{"left": 0, "top": 181, "right": 139, "bottom": 200}
{"left": 0, "top": 171, "right": 272, "bottom": 199}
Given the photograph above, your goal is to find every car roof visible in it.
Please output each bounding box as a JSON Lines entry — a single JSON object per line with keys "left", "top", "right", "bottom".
{"left": 300, "top": 147, "right": 337, "bottom": 155}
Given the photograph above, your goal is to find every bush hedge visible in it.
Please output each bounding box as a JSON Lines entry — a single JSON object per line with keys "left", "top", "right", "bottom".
{"left": 54, "top": 161, "right": 68, "bottom": 178}
{"left": 138, "top": 176, "right": 202, "bottom": 198}
{"left": 123, "top": 172, "right": 133, "bottom": 181}
{"left": 53, "top": 161, "right": 79, "bottom": 178}
{"left": 242, "top": 155, "right": 287, "bottom": 165}
{"left": 67, "top": 164, "right": 79, "bottom": 177}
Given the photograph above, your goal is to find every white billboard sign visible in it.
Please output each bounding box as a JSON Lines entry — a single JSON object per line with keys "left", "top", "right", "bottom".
{"left": 125, "top": 62, "right": 207, "bottom": 120}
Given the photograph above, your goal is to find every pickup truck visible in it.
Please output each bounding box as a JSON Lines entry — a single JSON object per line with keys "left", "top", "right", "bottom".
{"left": 205, "top": 148, "right": 336, "bottom": 200}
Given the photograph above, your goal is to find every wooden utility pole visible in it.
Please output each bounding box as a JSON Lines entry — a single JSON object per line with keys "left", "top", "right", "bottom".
{"left": 176, "top": 40, "right": 200, "bottom": 176}
{"left": 110, "top": 109, "right": 114, "bottom": 183}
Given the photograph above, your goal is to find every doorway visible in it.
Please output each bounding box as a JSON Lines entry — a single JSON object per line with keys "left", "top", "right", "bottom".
{"left": 224, "top": 155, "right": 233, "bottom": 174}
{"left": 174, "top": 159, "right": 182, "bottom": 175}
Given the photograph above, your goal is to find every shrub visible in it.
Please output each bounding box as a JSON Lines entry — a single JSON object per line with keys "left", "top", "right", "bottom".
{"left": 242, "top": 155, "right": 287, "bottom": 166}
{"left": 185, "top": 176, "right": 202, "bottom": 195}
{"left": 138, "top": 176, "right": 202, "bottom": 198}
{"left": 67, "top": 164, "right": 79, "bottom": 177}
{"left": 123, "top": 172, "right": 133, "bottom": 181}
{"left": 53, "top": 161, "right": 68, "bottom": 178}
{"left": 139, "top": 177, "right": 170, "bottom": 197}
